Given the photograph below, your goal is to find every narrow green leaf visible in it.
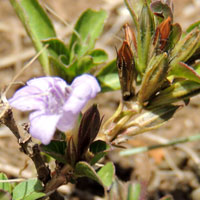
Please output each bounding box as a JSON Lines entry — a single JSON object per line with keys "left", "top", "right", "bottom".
{"left": 97, "top": 162, "right": 115, "bottom": 188}
{"left": 69, "top": 9, "right": 108, "bottom": 59}
{"left": 13, "top": 179, "right": 45, "bottom": 200}
{"left": 170, "top": 30, "right": 200, "bottom": 66}
{"left": 149, "top": 80, "right": 200, "bottom": 107}
{"left": 168, "top": 23, "right": 182, "bottom": 49}
{"left": 186, "top": 21, "right": 200, "bottom": 33}
{"left": 127, "top": 183, "right": 141, "bottom": 200}
{"left": 75, "top": 161, "right": 104, "bottom": 186}
{"left": 138, "top": 53, "right": 168, "bottom": 104}
{"left": 122, "top": 105, "right": 180, "bottom": 137}
{"left": 0, "top": 173, "right": 11, "bottom": 193}
{"left": 169, "top": 62, "right": 200, "bottom": 83}
{"left": 88, "top": 49, "right": 108, "bottom": 64}
{"left": 120, "top": 134, "right": 200, "bottom": 156}
{"left": 139, "top": 3, "right": 155, "bottom": 67}
{"left": 10, "top": 0, "right": 56, "bottom": 74}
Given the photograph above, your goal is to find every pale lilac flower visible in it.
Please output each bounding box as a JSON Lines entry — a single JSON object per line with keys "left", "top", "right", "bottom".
{"left": 9, "top": 74, "right": 101, "bottom": 145}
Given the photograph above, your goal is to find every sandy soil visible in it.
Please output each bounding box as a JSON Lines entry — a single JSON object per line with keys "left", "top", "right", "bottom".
{"left": 1, "top": 0, "right": 200, "bottom": 199}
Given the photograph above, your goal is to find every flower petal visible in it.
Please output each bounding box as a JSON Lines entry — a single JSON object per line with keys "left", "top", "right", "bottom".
{"left": 9, "top": 86, "right": 46, "bottom": 111}
{"left": 71, "top": 74, "right": 101, "bottom": 99}
{"left": 56, "top": 110, "right": 78, "bottom": 132}
{"left": 27, "top": 76, "right": 69, "bottom": 94}
{"left": 62, "top": 74, "right": 101, "bottom": 116}
{"left": 29, "top": 111, "right": 60, "bottom": 145}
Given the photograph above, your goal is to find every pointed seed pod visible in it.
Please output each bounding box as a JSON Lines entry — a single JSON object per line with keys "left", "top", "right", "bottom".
{"left": 154, "top": 16, "right": 172, "bottom": 51}
{"left": 123, "top": 23, "right": 137, "bottom": 51}
{"left": 66, "top": 136, "right": 77, "bottom": 166}
{"left": 77, "top": 104, "right": 101, "bottom": 160}
{"left": 117, "top": 40, "right": 136, "bottom": 101}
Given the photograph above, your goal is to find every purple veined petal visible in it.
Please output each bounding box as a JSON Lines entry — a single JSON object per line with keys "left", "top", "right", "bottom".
{"left": 63, "top": 93, "right": 90, "bottom": 115}
{"left": 56, "top": 109, "right": 78, "bottom": 132}
{"left": 27, "top": 76, "right": 69, "bottom": 93}
{"left": 71, "top": 74, "right": 101, "bottom": 99}
{"left": 9, "top": 85, "right": 46, "bottom": 111}
{"left": 29, "top": 111, "right": 61, "bottom": 145}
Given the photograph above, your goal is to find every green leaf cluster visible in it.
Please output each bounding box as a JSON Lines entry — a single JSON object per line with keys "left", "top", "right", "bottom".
{"left": 10, "top": 0, "right": 119, "bottom": 92}
{"left": 0, "top": 173, "right": 45, "bottom": 200}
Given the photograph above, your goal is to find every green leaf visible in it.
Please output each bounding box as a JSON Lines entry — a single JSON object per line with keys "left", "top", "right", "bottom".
{"left": 97, "top": 60, "right": 120, "bottom": 92}
{"left": 169, "top": 62, "right": 200, "bottom": 83}
{"left": 170, "top": 30, "right": 200, "bottom": 66}
{"left": 186, "top": 21, "right": 200, "bottom": 33}
{"left": 0, "top": 173, "right": 11, "bottom": 193}
{"left": 150, "top": 1, "right": 173, "bottom": 21}
{"left": 98, "top": 73, "right": 120, "bottom": 92}
{"left": 168, "top": 23, "right": 182, "bottom": 49}
{"left": 42, "top": 38, "right": 69, "bottom": 64}
{"left": 74, "top": 56, "right": 94, "bottom": 74}
{"left": 75, "top": 161, "right": 104, "bottom": 186}
{"left": 149, "top": 80, "right": 200, "bottom": 107}
{"left": 127, "top": 183, "right": 141, "bottom": 200}
{"left": 90, "top": 152, "right": 107, "bottom": 166}
{"left": 48, "top": 56, "right": 71, "bottom": 82}
{"left": 64, "top": 50, "right": 108, "bottom": 83}
{"left": 123, "top": 105, "right": 180, "bottom": 136}
{"left": 139, "top": 3, "right": 155, "bottom": 68}
{"left": 42, "top": 38, "right": 73, "bottom": 81}
{"left": 88, "top": 49, "right": 108, "bottom": 64}
{"left": 40, "top": 140, "right": 67, "bottom": 163}
{"left": 97, "top": 162, "right": 115, "bottom": 188}
{"left": 10, "top": 0, "right": 56, "bottom": 74}
{"left": 138, "top": 52, "right": 168, "bottom": 104}
{"left": 13, "top": 179, "right": 45, "bottom": 200}
{"left": 69, "top": 9, "right": 108, "bottom": 59}
{"left": 90, "top": 140, "right": 109, "bottom": 154}
{"left": 97, "top": 59, "right": 117, "bottom": 75}
{"left": 90, "top": 140, "right": 110, "bottom": 165}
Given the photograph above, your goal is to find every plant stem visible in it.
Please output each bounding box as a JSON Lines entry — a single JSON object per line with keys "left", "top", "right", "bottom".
{"left": 120, "top": 134, "right": 200, "bottom": 156}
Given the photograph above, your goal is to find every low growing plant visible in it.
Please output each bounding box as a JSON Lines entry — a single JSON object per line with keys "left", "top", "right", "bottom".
{"left": 1, "top": 0, "right": 200, "bottom": 199}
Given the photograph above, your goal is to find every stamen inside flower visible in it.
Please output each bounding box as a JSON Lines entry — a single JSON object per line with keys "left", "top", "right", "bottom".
{"left": 45, "top": 86, "right": 72, "bottom": 114}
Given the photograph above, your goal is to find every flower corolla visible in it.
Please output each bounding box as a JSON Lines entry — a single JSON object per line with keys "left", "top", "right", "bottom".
{"left": 9, "top": 74, "right": 101, "bottom": 144}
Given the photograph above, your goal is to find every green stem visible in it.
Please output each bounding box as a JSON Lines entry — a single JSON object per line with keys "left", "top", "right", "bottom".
{"left": 120, "top": 134, "right": 200, "bottom": 156}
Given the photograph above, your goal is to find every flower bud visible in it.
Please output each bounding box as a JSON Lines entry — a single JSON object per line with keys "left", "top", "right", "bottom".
{"left": 77, "top": 104, "right": 101, "bottom": 160}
